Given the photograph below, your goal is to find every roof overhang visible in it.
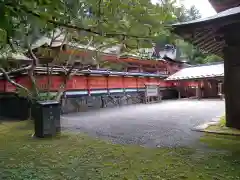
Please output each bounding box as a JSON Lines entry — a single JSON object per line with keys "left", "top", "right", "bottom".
{"left": 172, "top": 7, "right": 240, "bottom": 57}
{"left": 209, "top": 0, "right": 240, "bottom": 13}
{"left": 165, "top": 63, "right": 224, "bottom": 81}
{"left": 0, "top": 53, "right": 32, "bottom": 64}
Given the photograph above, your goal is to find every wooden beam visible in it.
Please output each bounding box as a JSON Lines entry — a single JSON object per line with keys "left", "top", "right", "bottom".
{"left": 193, "top": 28, "right": 214, "bottom": 40}
{"left": 201, "top": 41, "right": 225, "bottom": 53}
{"left": 194, "top": 36, "right": 215, "bottom": 48}
{"left": 207, "top": 43, "right": 224, "bottom": 54}
{"left": 192, "top": 29, "right": 215, "bottom": 45}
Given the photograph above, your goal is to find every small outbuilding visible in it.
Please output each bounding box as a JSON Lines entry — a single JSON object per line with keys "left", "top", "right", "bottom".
{"left": 166, "top": 62, "right": 224, "bottom": 99}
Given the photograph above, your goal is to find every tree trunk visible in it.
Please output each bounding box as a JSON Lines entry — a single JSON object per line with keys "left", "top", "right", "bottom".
{"left": 54, "top": 64, "right": 76, "bottom": 102}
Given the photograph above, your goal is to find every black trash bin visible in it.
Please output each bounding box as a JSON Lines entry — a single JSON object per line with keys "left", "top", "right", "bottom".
{"left": 32, "top": 101, "right": 61, "bottom": 138}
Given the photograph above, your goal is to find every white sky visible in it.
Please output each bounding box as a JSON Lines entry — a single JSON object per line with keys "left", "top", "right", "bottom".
{"left": 152, "top": 0, "right": 216, "bottom": 18}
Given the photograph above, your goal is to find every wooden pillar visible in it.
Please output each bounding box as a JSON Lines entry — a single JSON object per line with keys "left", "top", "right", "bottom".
{"left": 200, "top": 80, "right": 204, "bottom": 98}
{"left": 218, "top": 82, "right": 223, "bottom": 100}
{"left": 223, "top": 46, "right": 240, "bottom": 129}
{"left": 195, "top": 81, "right": 201, "bottom": 99}
{"left": 178, "top": 82, "right": 181, "bottom": 99}
{"left": 86, "top": 75, "right": 90, "bottom": 96}
{"left": 223, "top": 24, "right": 240, "bottom": 129}
{"left": 178, "top": 90, "right": 181, "bottom": 99}
{"left": 158, "top": 87, "right": 162, "bottom": 102}
{"left": 106, "top": 75, "right": 109, "bottom": 95}
{"left": 217, "top": 82, "right": 221, "bottom": 95}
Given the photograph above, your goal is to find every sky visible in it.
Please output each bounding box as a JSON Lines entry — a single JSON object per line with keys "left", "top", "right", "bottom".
{"left": 151, "top": 0, "right": 216, "bottom": 18}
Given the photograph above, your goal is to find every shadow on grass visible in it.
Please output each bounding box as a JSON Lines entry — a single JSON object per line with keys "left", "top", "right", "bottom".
{"left": 200, "top": 133, "right": 240, "bottom": 155}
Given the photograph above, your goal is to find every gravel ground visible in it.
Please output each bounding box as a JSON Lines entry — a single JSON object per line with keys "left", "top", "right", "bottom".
{"left": 61, "top": 99, "right": 225, "bottom": 147}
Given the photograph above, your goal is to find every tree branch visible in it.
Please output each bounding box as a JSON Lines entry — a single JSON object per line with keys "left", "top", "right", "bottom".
{"left": 28, "top": 45, "right": 38, "bottom": 66}
{"left": 7, "top": 36, "right": 16, "bottom": 53}
{"left": 11, "top": 3, "right": 154, "bottom": 40}
{"left": 27, "top": 44, "right": 39, "bottom": 98}
{"left": 54, "top": 63, "right": 77, "bottom": 102}
{"left": 54, "top": 35, "right": 94, "bottom": 101}
{"left": 49, "top": 29, "right": 65, "bottom": 47}
{"left": 53, "top": 32, "right": 77, "bottom": 101}
{"left": 0, "top": 65, "right": 32, "bottom": 76}
{"left": 0, "top": 67, "right": 31, "bottom": 96}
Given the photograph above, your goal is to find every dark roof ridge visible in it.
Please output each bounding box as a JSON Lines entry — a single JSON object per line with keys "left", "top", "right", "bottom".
{"left": 172, "top": 6, "right": 240, "bottom": 27}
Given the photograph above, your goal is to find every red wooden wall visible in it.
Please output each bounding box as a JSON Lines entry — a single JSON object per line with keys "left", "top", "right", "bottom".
{"left": 0, "top": 74, "right": 175, "bottom": 93}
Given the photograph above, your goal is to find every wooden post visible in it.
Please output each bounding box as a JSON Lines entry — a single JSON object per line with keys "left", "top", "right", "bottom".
{"left": 178, "top": 82, "right": 181, "bottom": 99}
{"left": 218, "top": 82, "right": 223, "bottom": 99}
{"left": 223, "top": 46, "right": 240, "bottom": 129}
{"left": 106, "top": 75, "right": 110, "bottom": 95}
{"left": 223, "top": 24, "right": 240, "bottom": 129}
{"left": 122, "top": 76, "right": 125, "bottom": 94}
{"left": 196, "top": 81, "right": 201, "bottom": 100}
{"left": 158, "top": 90, "right": 162, "bottom": 102}
{"left": 201, "top": 80, "right": 204, "bottom": 98}
{"left": 195, "top": 82, "right": 198, "bottom": 99}
{"left": 86, "top": 75, "right": 90, "bottom": 96}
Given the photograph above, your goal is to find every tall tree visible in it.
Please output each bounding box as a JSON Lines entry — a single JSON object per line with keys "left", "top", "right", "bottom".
{"left": 0, "top": 0, "right": 175, "bottom": 101}
{"left": 187, "top": 6, "right": 201, "bottom": 21}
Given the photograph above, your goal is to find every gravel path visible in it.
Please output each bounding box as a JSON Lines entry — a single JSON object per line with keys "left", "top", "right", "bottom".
{"left": 61, "top": 99, "right": 225, "bottom": 147}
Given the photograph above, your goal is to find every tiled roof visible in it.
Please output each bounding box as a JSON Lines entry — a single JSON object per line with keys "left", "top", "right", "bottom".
{"left": 31, "top": 29, "right": 122, "bottom": 55}
{"left": 31, "top": 29, "right": 67, "bottom": 49}
{"left": 0, "top": 53, "right": 32, "bottom": 61}
{"left": 31, "top": 29, "right": 183, "bottom": 62}
{"left": 166, "top": 63, "right": 224, "bottom": 81}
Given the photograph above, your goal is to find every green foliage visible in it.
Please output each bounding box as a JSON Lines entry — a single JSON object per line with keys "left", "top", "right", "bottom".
{"left": 16, "top": 87, "right": 30, "bottom": 99}
{"left": 0, "top": 0, "right": 175, "bottom": 52}
{"left": 203, "top": 54, "right": 223, "bottom": 64}
{"left": 220, "top": 116, "right": 226, "bottom": 127}
{"left": 176, "top": 38, "right": 223, "bottom": 64}
{"left": 38, "top": 92, "right": 57, "bottom": 101}
{"left": 172, "top": 5, "right": 201, "bottom": 23}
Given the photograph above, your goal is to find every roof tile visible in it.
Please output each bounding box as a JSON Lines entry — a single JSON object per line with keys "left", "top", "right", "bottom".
{"left": 166, "top": 63, "right": 224, "bottom": 81}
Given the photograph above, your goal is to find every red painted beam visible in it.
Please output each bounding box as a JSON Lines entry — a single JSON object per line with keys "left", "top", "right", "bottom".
{"left": 0, "top": 74, "right": 177, "bottom": 93}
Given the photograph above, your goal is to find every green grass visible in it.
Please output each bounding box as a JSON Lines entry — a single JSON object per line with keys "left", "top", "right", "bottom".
{"left": 219, "top": 116, "right": 226, "bottom": 127}
{"left": 0, "top": 121, "right": 240, "bottom": 180}
{"left": 206, "top": 116, "right": 240, "bottom": 135}
{"left": 201, "top": 134, "right": 240, "bottom": 153}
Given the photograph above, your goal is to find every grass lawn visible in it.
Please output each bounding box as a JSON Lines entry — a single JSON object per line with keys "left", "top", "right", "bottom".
{"left": 0, "top": 121, "right": 240, "bottom": 180}
{"left": 206, "top": 116, "right": 240, "bottom": 135}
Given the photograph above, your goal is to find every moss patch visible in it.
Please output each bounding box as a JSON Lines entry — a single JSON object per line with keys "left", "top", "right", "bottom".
{"left": 206, "top": 116, "right": 240, "bottom": 136}
{"left": 219, "top": 116, "right": 226, "bottom": 127}
{"left": 0, "top": 121, "right": 240, "bottom": 180}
